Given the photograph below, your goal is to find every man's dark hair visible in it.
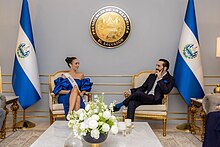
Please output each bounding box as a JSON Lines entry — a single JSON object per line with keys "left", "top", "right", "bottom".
{"left": 159, "top": 59, "right": 169, "bottom": 70}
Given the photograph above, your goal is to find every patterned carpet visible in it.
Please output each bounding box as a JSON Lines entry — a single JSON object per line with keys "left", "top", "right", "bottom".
{"left": 0, "top": 129, "right": 202, "bottom": 147}
{"left": 0, "top": 130, "right": 43, "bottom": 147}
{"left": 154, "top": 129, "right": 202, "bottom": 147}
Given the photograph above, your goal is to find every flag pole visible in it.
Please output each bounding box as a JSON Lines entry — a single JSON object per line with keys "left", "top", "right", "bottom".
{"left": 16, "top": 109, "right": 35, "bottom": 128}
{"left": 176, "top": 106, "right": 191, "bottom": 132}
{"left": 174, "top": 0, "right": 205, "bottom": 132}
{"left": 13, "top": 0, "right": 41, "bottom": 129}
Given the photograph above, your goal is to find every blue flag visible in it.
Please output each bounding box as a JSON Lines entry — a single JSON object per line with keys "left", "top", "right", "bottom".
{"left": 174, "top": 0, "right": 205, "bottom": 106}
{"left": 12, "top": 0, "right": 41, "bottom": 109}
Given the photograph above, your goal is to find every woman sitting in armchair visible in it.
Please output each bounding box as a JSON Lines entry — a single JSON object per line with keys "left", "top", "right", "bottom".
{"left": 53, "top": 57, "right": 93, "bottom": 117}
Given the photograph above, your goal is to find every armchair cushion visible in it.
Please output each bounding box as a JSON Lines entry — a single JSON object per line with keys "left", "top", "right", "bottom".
{"left": 52, "top": 104, "right": 64, "bottom": 110}
{"left": 52, "top": 110, "right": 65, "bottom": 115}
{"left": 123, "top": 104, "right": 167, "bottom": 117}
{"left": 132, "top": 111, "right": 167, "bottom": 116}
{"left": 123, "top": 104, "right": 166, "bottom": 111}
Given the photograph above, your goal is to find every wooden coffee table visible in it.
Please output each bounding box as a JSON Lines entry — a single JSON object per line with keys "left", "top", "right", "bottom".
{"left": 31, "top": 121, "right": 162, "bottom": 147}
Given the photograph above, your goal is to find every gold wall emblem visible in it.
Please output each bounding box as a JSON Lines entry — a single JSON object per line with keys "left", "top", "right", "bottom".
{"left": 90, "top": 6, "right": 131, "bottom": 48}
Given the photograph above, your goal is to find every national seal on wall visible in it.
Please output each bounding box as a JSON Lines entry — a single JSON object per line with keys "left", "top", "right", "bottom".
{"left": 90, "top": 6, "right": 131, "bottom": 49}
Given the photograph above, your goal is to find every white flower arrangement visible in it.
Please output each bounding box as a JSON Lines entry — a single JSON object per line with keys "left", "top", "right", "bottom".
{"left": 67, "top": 94, "right": 118, "bottom": 139}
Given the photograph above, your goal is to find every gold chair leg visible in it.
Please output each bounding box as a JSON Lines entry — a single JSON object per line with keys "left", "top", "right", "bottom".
{"left": 10, "top": 101, "right": 19, "bottom": 131}
{"left": 122, "top": 113, "right": 126, "bottom": 121}
{"left": 163, "top": 118, "right": 167, "bottom": 137}
{"left": 52, "top": 116, "right": 55, "bottom": 124}
{"left": 49, "top": 110, "right": 54, "bottom": 125}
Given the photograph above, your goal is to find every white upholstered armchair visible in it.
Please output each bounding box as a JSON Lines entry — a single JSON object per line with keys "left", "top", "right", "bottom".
{"left": 122, "top": 70, "right": 168, "bottom": 136}
{"left": 48, "top": 70, "right": 92, "bottom": 124}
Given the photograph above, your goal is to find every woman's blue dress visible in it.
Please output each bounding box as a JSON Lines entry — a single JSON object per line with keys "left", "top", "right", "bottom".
{"left": 53, "top": 77, "right": 93, "bottom": 116}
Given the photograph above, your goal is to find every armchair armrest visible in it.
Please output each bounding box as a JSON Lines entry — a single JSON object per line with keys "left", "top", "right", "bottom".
{"left": 50, "top": 93, "right": 56, "bottom": 104}
{"left": 163, "top": 94, "right": 168, "bottom": 111}
{"left": 163, "top": 94, "right": 168, "bottom": 103}
{"left": 49, "top": 92, "right": 57, "bottom": 111}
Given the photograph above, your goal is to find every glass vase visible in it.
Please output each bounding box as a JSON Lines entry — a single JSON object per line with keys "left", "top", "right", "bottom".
{"left": 64, "top": 133, "right": 83, "bottom": 147}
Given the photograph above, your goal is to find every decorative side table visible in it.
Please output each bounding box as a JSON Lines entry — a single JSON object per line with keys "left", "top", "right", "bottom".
{"left": 190, "top": 98, "right": 206, "bottom": 142}
{"left": 0, "top": 96, "right": 19, "bottom": 139}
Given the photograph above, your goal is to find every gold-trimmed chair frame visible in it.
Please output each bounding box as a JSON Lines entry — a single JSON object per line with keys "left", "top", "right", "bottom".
{"left": 48, "top": 70, "right": 92, "bottom": 124}
{"left": 122, "top": 70, "right": 168, "bottom": 136}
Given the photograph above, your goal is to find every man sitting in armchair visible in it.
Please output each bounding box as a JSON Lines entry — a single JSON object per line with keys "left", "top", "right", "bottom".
{"left": 113, "top": 59, "right": 175, "bottom": 121}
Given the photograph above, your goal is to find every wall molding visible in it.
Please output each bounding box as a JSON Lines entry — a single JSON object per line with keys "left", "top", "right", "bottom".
{"left": 2, "top": 74, "right": 216, "bottom": 123}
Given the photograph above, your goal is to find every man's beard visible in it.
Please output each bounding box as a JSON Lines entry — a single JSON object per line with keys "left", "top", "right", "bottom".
{"left": 156, "top": 68, "right": 164, "bottom": 72}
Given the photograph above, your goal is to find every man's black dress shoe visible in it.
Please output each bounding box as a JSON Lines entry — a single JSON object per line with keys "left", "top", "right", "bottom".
{"left": 113, "top": 106, "right": 120, "bottom": 112}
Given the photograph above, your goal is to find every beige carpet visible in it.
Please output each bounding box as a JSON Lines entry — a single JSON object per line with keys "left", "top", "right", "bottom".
{"left": 154, "top": 129, "right": 202, "bottom": 147}
{"left": 0, "top": 129, "right": 202, "bottom": 147}
{"left": 0, "top": 130, "right": 43, "bottom": 147}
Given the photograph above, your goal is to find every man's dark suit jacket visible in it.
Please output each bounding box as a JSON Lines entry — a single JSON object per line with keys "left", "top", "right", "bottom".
{"left": 130, "top": 71, "right": 175, "bottom": 103}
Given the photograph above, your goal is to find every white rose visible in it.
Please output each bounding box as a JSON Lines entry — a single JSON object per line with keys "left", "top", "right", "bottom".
{"left": 103, "top": 110, "right": 111, "bottom": 120}
{"left": 110, "top": 124, "right": 118, "bottom": 134}
{"left": 102, "top": 123, "right": 110, "bottom": 132}
{"left": 88, "top": 119, "right": 98, "bottom": 129}
{"left": 67, "top": 120, "right": 74, "bottom": 128}
{"left": 84, "top": 118, "right": 89, "bottom": 126}
{"left": 110, "top": 115, "right": 117, "bottom": 122}
{"left": 91, "top": 114, "right": 100, "bottom": 121}
{"left": 91, "top": 129, "right": 100, "bottom": 139}
{"left": 85, "top": 104, "right": 91, "bottom": 111}
{"left": 79, "top": 113, "right": 85, "bottom": 121}
{"left": 80, "top": 121, "right": 88, "bottom": 131}
{"left": 76, "top": 109, "right": 85, "bottom": 115}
